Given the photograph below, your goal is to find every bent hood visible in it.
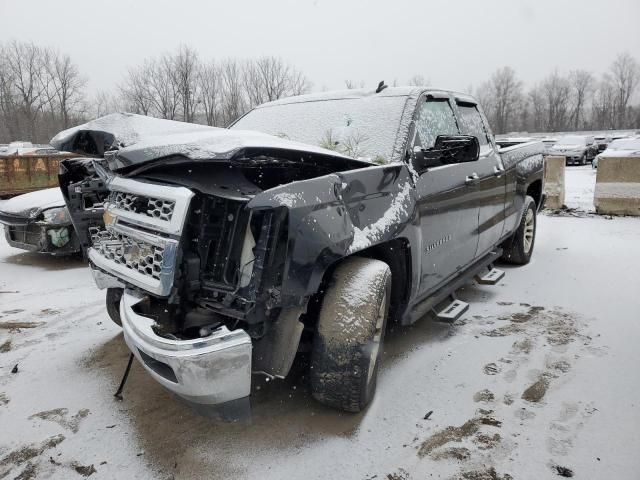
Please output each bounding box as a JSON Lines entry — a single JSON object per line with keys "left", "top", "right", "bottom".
{"left": 51, "top": 113, "right": 371, "bottom": 171}
{"left": 0, "top": 188, "right": 65, "bottom": 216}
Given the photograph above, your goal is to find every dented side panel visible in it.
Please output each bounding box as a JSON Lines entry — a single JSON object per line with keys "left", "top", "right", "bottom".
{"left": 248, "top": 164, "right": 419, "bottom": 305}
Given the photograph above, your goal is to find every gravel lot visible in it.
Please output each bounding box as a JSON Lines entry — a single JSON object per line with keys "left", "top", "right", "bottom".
{"left": 1, "top": 168, "right": 639, "bottom": 479}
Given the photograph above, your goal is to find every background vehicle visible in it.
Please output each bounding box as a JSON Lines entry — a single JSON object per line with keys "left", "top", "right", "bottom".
{"left": 549, "top": 135, "right": 599, "bottom": 165}
{"left": 594, "top": 135, "right": 613, "bottom": 153}
{"left": 592, "top": 137, "right": 640, "bottom": 168}
{"left": 56, "top": 87, "right": 544, "bottom": 413}
{"left": 0, "top": 187, "right": 80, "bottom": 254}
{"left": 495, "top": 137, "right": 535, "bottom": 149}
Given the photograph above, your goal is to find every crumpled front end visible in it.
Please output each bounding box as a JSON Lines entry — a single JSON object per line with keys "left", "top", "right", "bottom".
{"left": 0, "top": 209, "right": 79, "bottom": 255}
{"left": 86, "top": 172, "right": 259, "bottom": 405}
{"left": 120, "top": 290, "right": 252, "bottom": 404}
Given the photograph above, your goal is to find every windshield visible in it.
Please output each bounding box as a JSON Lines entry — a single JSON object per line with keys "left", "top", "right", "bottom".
{"left": 557, "top": 136, "right": 586, "bottom": 146}
{"left": 230, "top": 95, "right": 411, "bottom": 163}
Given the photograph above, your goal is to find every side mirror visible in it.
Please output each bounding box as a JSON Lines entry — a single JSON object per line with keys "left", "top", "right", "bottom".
{"left": 413, "top": 135, "right": 480, "bottom": 172}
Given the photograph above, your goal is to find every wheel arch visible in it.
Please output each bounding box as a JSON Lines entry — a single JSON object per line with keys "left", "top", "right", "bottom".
{"left": 309, "top": 237, "right": 413, "bottom": 329}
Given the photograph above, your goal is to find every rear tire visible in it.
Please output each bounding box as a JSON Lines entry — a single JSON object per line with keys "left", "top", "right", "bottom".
{"left": 310, "top": 257, "right": 391, "bottom": 413}
{"left": 501, "top": 196, "right": 537, "bottom": 265}
{"left": 106, "top": 288, "right": 123, "bottom": 327}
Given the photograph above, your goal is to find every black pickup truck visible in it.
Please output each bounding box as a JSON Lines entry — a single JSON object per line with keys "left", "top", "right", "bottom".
{"left": 55, "top": 87, "right": 545, "bottom": 413}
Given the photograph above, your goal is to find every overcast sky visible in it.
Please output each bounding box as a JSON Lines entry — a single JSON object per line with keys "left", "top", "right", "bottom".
{"left": 1, "top": 0, "right": 639, "bottom": 95}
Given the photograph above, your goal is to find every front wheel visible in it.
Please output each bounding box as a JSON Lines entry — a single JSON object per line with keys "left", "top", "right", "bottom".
{"left": 501, "top": 196, "right": 537, "bottom": 265}
{"left": 580, "top": 154, "right": 587, "bottom": 166}
{"left": 310, "top": 257, "right": 391, "bottom": 412}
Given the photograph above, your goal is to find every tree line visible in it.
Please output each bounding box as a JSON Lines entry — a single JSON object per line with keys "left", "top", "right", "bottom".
{"left": 475, "top": 54, "right": 640, "bottom": 135}
{"left": 1, "top": 40, "right": 638, "bottom": 144}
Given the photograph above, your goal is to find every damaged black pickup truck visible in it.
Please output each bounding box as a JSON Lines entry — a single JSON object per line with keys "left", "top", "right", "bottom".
{"left": 55, "top": 87, "right": 545, "bottom": 413}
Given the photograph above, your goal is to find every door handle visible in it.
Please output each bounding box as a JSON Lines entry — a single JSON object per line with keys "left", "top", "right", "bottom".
{"left": 493, "top": 166, "right": 505, "bottom": 177}
{"left": 465, "top": 173, "right": 480, "bottom": 185}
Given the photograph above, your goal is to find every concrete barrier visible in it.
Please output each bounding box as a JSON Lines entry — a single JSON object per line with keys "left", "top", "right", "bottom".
{"left": 594, "top": 156, "right": 640, "bottom": 216}
{"left": 543, "top": 156, "right": 565, "bottom": 209}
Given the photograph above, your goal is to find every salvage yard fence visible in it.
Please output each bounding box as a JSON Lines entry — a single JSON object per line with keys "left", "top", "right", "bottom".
{"left": 0, "top": 154, "right": 78, "bottom": 197}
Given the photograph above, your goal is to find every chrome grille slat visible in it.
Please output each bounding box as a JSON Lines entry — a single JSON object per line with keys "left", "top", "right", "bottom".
{"left": 88, "top": 177, "right": 194, "bottom": 297}
{"left": 109, "top": 191, "right": 176, "bottom": 221}
{"left": 92, "top": 228, "right": 164, "bottom": 280}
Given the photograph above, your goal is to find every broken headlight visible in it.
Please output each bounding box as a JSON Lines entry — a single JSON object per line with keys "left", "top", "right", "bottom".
{"left": 42, "top": 207, "right": 71, "bottom": 225}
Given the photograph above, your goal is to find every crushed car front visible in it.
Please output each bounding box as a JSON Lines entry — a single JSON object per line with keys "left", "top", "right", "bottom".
{"left": 0, "top": 188, "right": 80, "bottom": 255}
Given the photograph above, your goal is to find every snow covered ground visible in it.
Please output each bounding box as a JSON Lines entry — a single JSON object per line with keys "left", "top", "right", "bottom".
{"left": 564, "top": 165, "right": 597, "bottom": 212}
{"left": 1, "top": 169, "right": 639, "bottom": 479}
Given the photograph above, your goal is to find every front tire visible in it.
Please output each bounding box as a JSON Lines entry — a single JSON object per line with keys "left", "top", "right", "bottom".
{"left": 310, "top": 257, "right": 391, "bottom": 412}
{"left": 501, "top": 196, "right": 537, "bottom": 265}
{"left": 580, "top": 154, "right": 587, "bottom": 166}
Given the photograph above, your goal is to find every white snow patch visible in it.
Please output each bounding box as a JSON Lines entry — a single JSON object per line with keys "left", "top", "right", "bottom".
{"left": 595, "top": 182, "right": 640, "bottom": 199}
{"left": 271, "top": 192, "right": 305, "bottom": 208}
{"left": 348, "top": 181, "right": 412, "bottom": 253}
{"left": 0, "top": 187, "right": 64, "bottom": 215}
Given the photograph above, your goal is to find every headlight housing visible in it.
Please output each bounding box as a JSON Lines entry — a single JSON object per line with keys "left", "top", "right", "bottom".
{"left": 41, "top": 207, "right": 71, "bottom": 225}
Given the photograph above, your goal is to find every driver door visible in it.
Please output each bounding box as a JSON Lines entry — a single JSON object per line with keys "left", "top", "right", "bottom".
{"left": 413, "top": 95, "right": 481, "bottom": 297}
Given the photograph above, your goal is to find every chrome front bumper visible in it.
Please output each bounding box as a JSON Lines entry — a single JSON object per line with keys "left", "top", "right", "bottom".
{"left": 120, "top": 290, "right": 252, "bottom": 405}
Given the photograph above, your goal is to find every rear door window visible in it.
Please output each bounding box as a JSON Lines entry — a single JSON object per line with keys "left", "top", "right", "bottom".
{"left": 456, "top": 103, "right": 490, "bottom": 146}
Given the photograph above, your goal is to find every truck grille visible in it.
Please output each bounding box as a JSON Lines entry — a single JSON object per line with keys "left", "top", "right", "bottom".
{"left": 109, "top": 191, "right": 176, "bottom": 221}
{"left": 88, "top": 177, "right": 194, "bottom": 296}
{"left": 92, "top": 229, "right": 164, "bottom": 280}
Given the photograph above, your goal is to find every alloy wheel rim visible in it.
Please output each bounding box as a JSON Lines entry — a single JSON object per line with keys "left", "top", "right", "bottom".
{"left": 367, "top": 294, "right": 386, "bottom": 385}
{"left": 523, "top": 209, "right": 535, "bottom": 254}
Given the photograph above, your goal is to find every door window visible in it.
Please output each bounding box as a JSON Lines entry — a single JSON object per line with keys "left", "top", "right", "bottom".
{"left": 415, "top": 99, "right": 460, "bottom": 149}
{"left": 457, "top": 103, "right": 490, "bottom": 146}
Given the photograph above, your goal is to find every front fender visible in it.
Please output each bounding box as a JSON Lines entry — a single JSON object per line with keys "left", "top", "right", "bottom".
{"left": 248, "top": 164, "right": 416, "bottom": 303}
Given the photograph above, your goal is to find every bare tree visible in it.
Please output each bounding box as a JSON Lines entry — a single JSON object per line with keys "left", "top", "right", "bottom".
{"left": 609, "top": 52, "right": 640, "bottom": 128}
{"left": 591, "top": 75, "right": 616, "bottom": 130}
{"left": 407, "top": 74, "right": 429, "bottom": 86}
{"left": 344, "top": 80, "right": 365, "bottom": 89}
{"left": 173, "top": 45, "right": 200, "bottom": 122}
{"left": 198, "top": 61, "right": 222, "bottom": 126}
{"left": 0, "top": 41, "right": 50, "bottom": 140}
{"left": 568, "top": 69, "right": 593, "bottom": 130}
{"left": 244, "top": 56, "right": 310, "bottom": 107}
{"left": 542, "top": 70, "right": 572, "bottom": 131}
{"left": 527, "top": 85, "right": 546, "bottom": 132}
{"left": 119, "top": 66, "right": 153, "bottom": 115}
{"left": 478, "top": 67, "right": 523, "bottom": 134}
{"left": 92, "top": 90, "right": 121, "bottom": 118}
{"left": 220, "top": 58, "right": 246, "bottom": 126}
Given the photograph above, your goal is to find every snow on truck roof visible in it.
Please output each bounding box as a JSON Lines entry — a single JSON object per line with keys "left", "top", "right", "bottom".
{"left": 258, "top": 86, "right": 475, "bottom": 107}
{"left": 233, "top": 86, "right": 476, "bottom": 163}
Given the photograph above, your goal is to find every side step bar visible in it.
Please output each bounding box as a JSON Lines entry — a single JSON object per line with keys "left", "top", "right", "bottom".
{"left": 475, "top": 267, "right": 505, "bottom": 285}
{"left": 434, "top": 296, "right": 469, "bottom": 323}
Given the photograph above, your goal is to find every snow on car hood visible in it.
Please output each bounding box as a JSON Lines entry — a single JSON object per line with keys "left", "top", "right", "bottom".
{"left": 50, "top": 113, "right": 370, "bottom": 171}
{"left": 0, "top": 188, "right": 65, "bottom": 216}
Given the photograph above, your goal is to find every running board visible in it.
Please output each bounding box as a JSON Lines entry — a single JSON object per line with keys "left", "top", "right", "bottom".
{"left": 475, "top": 268, "right": 505, "bottom": 285}
{"left": 434, "top": 298, "right": 469, "bottom": 323}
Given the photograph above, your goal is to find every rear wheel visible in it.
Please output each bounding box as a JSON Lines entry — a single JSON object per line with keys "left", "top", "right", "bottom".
{"left": 310, "top": 257, "right": 391, "bottom": 412}
{"left": 501, "top": 196, "right": 537, "bottom": 265}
